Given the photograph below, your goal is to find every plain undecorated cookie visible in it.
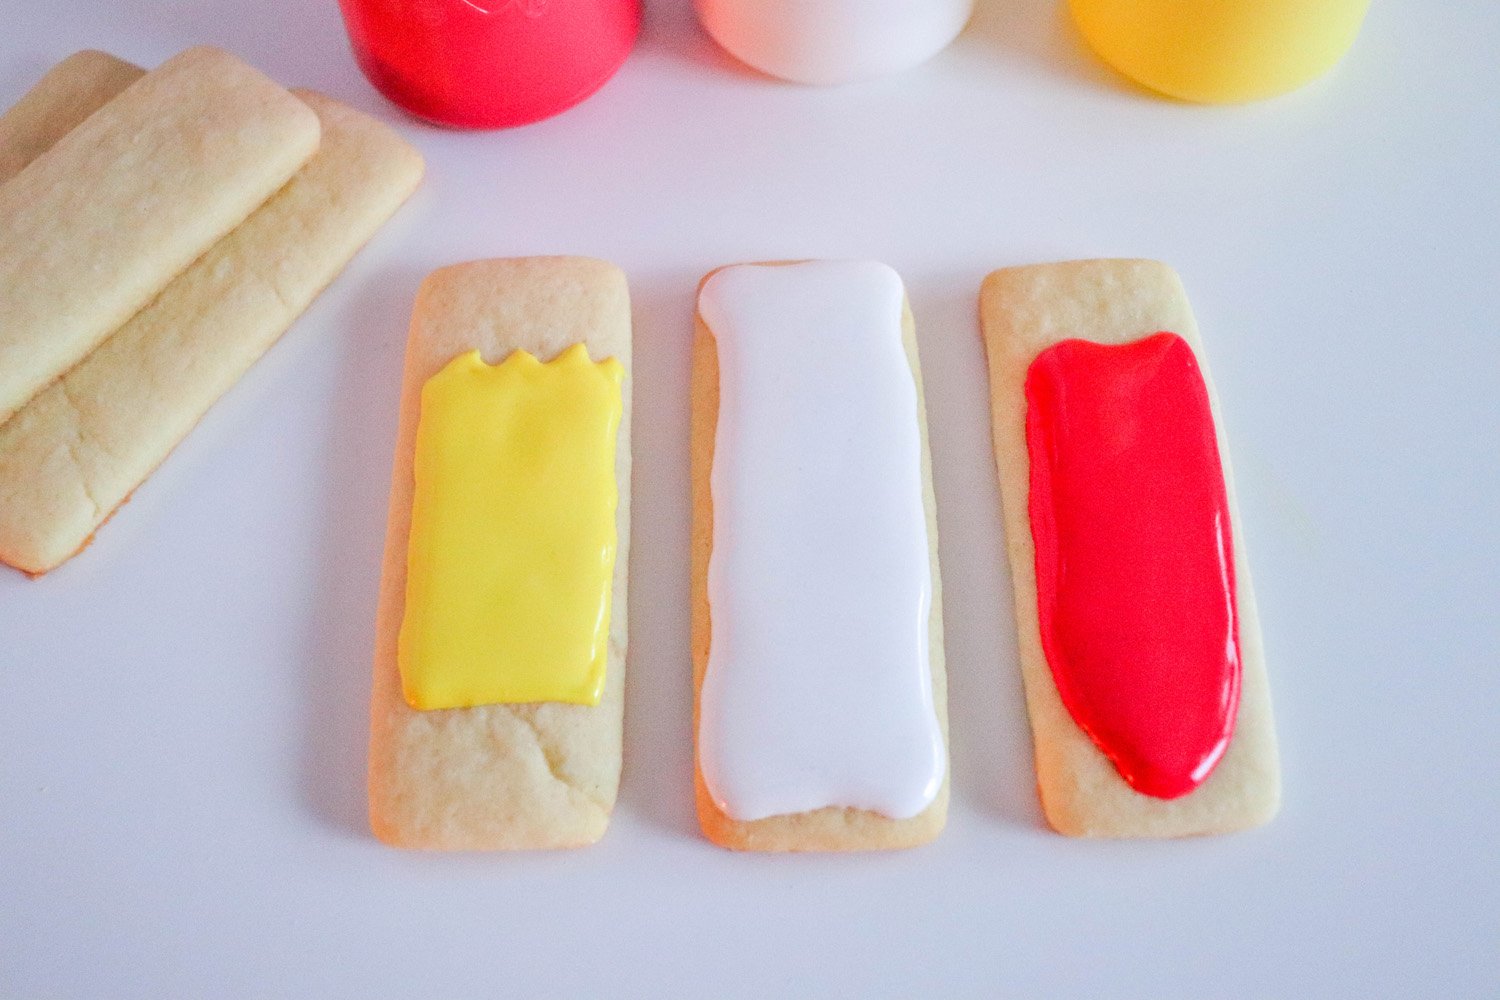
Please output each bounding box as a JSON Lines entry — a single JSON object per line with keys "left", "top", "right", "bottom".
{"left": 0, "top": 55, "right": 424, "bottom": 575}
{"left": 0, "top": 46, "right": 320, "bottom": 423}
{"left": 0, "top": 50, "right": 146, "bottom": 186}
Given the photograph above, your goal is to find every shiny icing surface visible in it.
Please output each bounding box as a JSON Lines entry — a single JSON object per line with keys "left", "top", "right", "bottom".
{"left": 695, "top": 0, "right": 974, "bottom": 85}
{"left": 698, "top": 260, "right": 945, "bottom": 822}
{"left": 337, "top": 0, "right": 642, "bottom": 128}
{"left": 398, "top": 345, "right": 622, "bottom": 711}
{"left": 1025, "top": 332, "right": 1240, "bottom": 799}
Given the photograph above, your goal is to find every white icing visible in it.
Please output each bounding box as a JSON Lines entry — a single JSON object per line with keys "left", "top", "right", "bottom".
{"left": 698, "top": 260, "right": 946, "bottom": 822}
{"left": 695, "top": 0, "right": 974, "bottom": 85}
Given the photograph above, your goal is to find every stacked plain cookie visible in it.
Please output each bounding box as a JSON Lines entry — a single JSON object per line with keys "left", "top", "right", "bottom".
{"left": 0, "top": 47, "right": 423, "bottom": 575}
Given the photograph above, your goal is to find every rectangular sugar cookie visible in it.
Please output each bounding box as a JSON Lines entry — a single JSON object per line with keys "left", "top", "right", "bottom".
{"left": 980, "top": 259, "right": 1280, "bottom": 837}
{"left": 0, "top": 45, "right": 321, "bottom": 422}
{"left": 0, "top": 50, "right": 145, "bottom": 186}
{"left": 369, "top": 257, "right": 632, "bottom": 850}
{"left": 691, "top": 260, "right": 949, "bottom": 852}
{"left": 0, "top": 61, "right": 424, "bottom": 574}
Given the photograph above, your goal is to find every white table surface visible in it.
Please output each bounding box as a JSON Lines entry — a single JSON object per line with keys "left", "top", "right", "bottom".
{"left": 3, "top": 2, "right": 1497, "bottom": 997}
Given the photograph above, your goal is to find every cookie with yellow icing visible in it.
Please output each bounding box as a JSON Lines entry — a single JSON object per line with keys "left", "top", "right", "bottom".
{"left": 369, "top": 257, "right": 632, "bottom": 851}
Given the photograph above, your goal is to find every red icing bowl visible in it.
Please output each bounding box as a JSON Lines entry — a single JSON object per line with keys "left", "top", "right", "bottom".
{"left": 337, "top": 0, "right": 643, "bottom": 130}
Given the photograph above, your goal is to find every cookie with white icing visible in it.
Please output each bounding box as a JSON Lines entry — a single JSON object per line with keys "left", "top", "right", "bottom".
{"left": 692, "top": 260, "right": 949, "bottom": 851}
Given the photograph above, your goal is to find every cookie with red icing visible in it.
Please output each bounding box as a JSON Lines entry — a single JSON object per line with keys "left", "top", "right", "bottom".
{"left": 980, "top": 259, "right": 1280, "bottom": 838}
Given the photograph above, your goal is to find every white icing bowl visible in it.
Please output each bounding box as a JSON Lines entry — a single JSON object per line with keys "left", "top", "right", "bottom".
{"left": 696, "top": 0, "right": 975, "bottom": 85}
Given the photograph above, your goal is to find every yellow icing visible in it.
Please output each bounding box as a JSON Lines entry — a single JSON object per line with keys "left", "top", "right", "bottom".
{"left": 1069, "top": 0, "right": 1369, "bottom": 104}
{"left": 398, "top": 345, "right": 623, "bottom": 711}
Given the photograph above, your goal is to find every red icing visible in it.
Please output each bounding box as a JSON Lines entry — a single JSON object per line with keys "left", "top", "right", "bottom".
{"left": 1025, "top": 332, "right": 1240, "bottom": 800}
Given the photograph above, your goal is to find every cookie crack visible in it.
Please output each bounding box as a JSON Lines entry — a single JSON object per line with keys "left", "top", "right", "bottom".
{"left": 511, "top": 710, "right": 608, "bottom": 815}
{"left": 263, "top": 269, "right": 299, "bottom": 316}
{"left": 54, "top": 378, "right": 105, "bottom": 520}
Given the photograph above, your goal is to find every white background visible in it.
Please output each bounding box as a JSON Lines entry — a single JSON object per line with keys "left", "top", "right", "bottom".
{"left": 2, "top": 1, "right": 1497, "bottom": 997}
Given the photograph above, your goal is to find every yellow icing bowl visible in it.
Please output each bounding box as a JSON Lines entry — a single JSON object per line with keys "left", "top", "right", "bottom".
{"left": 1068, "top": 0, "right": 1371, "bottom": 104}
